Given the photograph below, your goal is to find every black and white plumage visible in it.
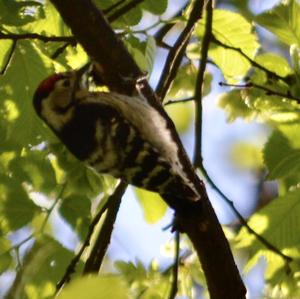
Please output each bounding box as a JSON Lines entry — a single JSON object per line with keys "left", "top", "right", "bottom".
{"left": 33, "top": 71, "right": 198, "bottom": 211}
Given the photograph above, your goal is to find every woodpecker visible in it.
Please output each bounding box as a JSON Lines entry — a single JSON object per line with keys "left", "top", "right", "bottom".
{"left": 33, "top": 70, "right": 199, "bottom": 211}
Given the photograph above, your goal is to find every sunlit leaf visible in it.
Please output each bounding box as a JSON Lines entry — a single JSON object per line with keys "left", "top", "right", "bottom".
{"left": 165, "top": 102, "right": 193, "bottom": 134}
{"left": 236, "top": 188, "right": 300, "bottom": 252}
{"left": 255, "top": 53, "right": 293, "bottom": 77}
{"left": 23, "top": 1, "right": 70, "bottom": 36}
{"left": 57, "top": 275, "right": 129, "bottom": 299}
{"left": 135, "top": 188, "right": 168, "bottom": 224}
{"left": 263, "top": 130, "right": 300, "bottom": 180}
{"left": 256, "top": 0, "right": 300, "bottom": 46}
{"left": 218, "top": 90, "right": 257, "bottom": 122}
{"left": 194, "top": 9, "right": 259, "bottom": 82}
{"left": 0, "top": 41, "right": 54, "bottom": 146}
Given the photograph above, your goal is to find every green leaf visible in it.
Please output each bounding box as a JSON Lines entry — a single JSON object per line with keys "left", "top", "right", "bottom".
{"left": 115, "top": 260, "right": 146, "bottom": 282}
{"left": 165, "top": 102, "right": 193, "bottom": 134}
{"left": 112, "top": 7, "right": 142, "bottom": 28}
{"left": 218, "top": 90, "right": 257, "bottom": 122}
{"left": 0, "top": 0, "right": 43, "bottom": 26}
{"left": 23, "top": 1, "right": 70, "bottom": 36}
{"left": 57, "top": 275, "right": 129, "bottom": 299}
{"left": 59, "top": 195, "right": 91, "bottom": 240}
{"left": 237, "top": 188, "right": 300, "bottom": 250}
{"left": 236, "top": 188, "right": 300, "bottom": 281}
{"left": 135, "top": 188, "right": 168, "bottom": 224}
{"left": 124, "top": 35, "right": 156, "bottom": 73}
{"left": 239, "top": 87, "right": 300, "bottom": 124}
{"left": 7, "top": 236, "right": 81, "bottom": 299}
{"left": 0, "top": 40, "right": 13, "bottom": 70}
{"left": 0, "top": 175, "right": 39, "bottom": 232}
{"left": 255, "top": 53, "right": 293, "bottom": 77}
{"left": 9, "top": 150, "right": 57, "bottom": 193}
{"left": 144, "top": 36, "right": 156, "bottom": 74}
{"left": 142, "top": 0, "right": 168, "bottom": 15}
{"left": 263, "top": 130, "right": 300, "bottom": 179}
{"left": 195, "top": 9, "right": 259, "bottom": 82}
{"left": 167, "top": 64, "right": 197, "bottom": 98}
{"left": 0, "top": 237, "right": 13, "bottom": 273}
{"left": 0, "top": 41, "right": 54, "bottom": 147}
{"left": 255, "top": 0, "right": 300, "bottom": 46}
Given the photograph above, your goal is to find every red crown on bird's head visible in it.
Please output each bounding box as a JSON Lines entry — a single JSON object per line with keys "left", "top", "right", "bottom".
{"left": 33, "top": 73, "right": 66, "bottom": 113}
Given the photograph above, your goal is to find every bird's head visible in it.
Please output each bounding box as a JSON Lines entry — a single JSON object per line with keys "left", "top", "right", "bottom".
{"left": 33, "top": 71, "right": 78, "bottom": 115}
{"left": 33, "top": 71, "right": 88, "bottom": 131}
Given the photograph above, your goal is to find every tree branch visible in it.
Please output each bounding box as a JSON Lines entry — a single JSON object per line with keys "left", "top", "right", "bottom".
{"left": 49, "top": 1, "right": 246, "bottom": 297}
{"left": 164, "top": 96, "right": 194, "bottom": 106}
{"left": 83, "top": 180, "right": 127, "bottom": 274}
{"left": 193, "top": 0, "right": 213, "bottom": 169}
{"left": 154, "top": 2, "right": 189, "bottom": 46}
{"left": 0, "top": 31, "right": 76, "bottom": 43}
{"left": 107, "top": 0, "right": 145, "bottom": 22}
{"left": 155, "top": 1, "right": 204, "bottom": 100}
{"left": 0, "top": 40, "right": 16, "bottom": 75}
{"left": 168, "top": 231, "right": 180, "bottom": 299}
{"left": 55, "top": 182, "right": 127, "bottom": 292}
{"left": 102, "top": 0, "right": 124, "bottom": 15}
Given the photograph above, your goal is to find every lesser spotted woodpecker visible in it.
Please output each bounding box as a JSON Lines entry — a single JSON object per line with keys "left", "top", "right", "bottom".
{"left": 33, "top": 71, "right": 198, "bottom": 211}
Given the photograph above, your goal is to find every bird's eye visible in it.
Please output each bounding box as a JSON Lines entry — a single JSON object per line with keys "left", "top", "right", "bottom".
{"left": 62, "top": 79, "right": 70, "bottom": 87}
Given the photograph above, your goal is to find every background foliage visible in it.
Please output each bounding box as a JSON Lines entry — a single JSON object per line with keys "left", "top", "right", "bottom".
{"left": 1, "top": 0, "right": 300, "bottom": 298}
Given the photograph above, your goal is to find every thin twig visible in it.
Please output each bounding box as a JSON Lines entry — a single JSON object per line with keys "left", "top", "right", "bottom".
{"left": 154, "top": 2, "right": 189, "bottom": 45}
{"left": 193, "top": 0, "right": 213, "bottom": 169}
{"left": 199, "top": 166, "right": 293, "bottom": 263}
{"left": 164, "top": 96, "right": 194, "bottom": 106}
{"left": 51, "top": 42, "right": 73, "bottom": 59}
{"left": 103, "top": 0, "right": 124, "bottom": 14}
{"left": 0, "top": 31, "right": 76, "bottom": 43}
{"left": 168, "top": 231, "right": 180, "bottom": 299}
{"left": 211, "top": 35, "right": 290, "bottom": 84}
{"left": 55, "top": 183, "right": 124, "bottom": 292}
{"left": 155, "top": 0, "right": 205, "bottom": 100}
{"left": 0, "top": 40, "right": 16, "bottom": 75}
{"left": 108, "top": 0, "right": 145, "bottom": 23}
{"left": 40, "top": 184, "right": 66, "bottom": 233}
{"left": 219, "top": 81, "right": 300, "bottom": 104}
{"left": 83, "top": 180, "right": 128, "bottom": 274}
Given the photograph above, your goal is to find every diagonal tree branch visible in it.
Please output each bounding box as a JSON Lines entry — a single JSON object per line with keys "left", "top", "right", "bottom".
{"left": 193, "top": 0, "right": 213, "bottom": 169}
{"left": 55, "top": 181, "right": 127, "bottom": 292}
{"left": 0, "top": 40, "right": 16, "bottom": 75}
{"left": 155, "top": 1, "right": 204, "bottom": 100}
{"left": 107, "top": 0, "right": 145, "bottom": 22}
{"left": 83, "top": 180, "right": 128, "bottom": 274}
